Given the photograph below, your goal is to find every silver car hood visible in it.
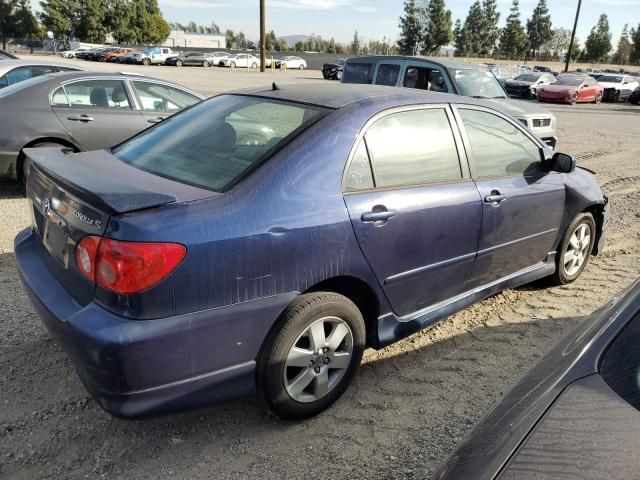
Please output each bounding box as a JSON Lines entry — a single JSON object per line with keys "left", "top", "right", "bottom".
{"left": 489, "top": 98, "right": 554, "bottom": 118}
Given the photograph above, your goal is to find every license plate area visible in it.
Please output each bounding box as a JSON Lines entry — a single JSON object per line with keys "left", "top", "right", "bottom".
{"left": 41, "top": 214, "right": 70, "bottom": 268}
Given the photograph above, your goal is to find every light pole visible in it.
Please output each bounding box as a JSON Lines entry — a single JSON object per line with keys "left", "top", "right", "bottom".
{"left": 565, "top": 0, "right": 581, "bottom": 73}
{"left": 260, "top": 0, "right": 266, "bottom": 72}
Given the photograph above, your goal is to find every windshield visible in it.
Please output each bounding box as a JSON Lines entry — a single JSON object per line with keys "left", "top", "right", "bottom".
{"left": 514, "top": 74, "right": 541, "bottom": 82}
{"left": 113, "top": 95, "right": 328, "bottom": 192}
{"left": 555, "top": 76, "right": 584, "bottom": 86}
{"left": 453, "top": 68, "right": 507, "bottom": 99}
{"left": 598, "top": 75, "right": 623, "bottom": 83}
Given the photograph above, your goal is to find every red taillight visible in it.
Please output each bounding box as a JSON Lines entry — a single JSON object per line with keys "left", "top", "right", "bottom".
{"left": 76, "top": 236, "right": 186, "bottom": 295}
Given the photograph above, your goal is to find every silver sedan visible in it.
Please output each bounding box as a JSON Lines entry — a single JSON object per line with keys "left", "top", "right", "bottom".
{"left": 0, "top": 71, "right": 204, "bottom": 181}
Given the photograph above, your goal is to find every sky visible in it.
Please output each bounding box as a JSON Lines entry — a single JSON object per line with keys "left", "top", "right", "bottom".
{"left": 153, "top": 0, "right": 634, "bottom": 46}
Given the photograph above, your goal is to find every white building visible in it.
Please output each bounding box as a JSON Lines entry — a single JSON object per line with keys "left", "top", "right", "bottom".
{"left": 162, "top": 30, "right": 225, "bottom": 49}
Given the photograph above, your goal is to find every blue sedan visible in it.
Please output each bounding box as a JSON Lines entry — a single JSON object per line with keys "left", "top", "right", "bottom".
{"left": 15, "top": 84, "right": 609, "bottom": 419}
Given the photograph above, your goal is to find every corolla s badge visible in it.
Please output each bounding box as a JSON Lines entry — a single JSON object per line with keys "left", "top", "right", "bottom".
{"left": 73, "top": 209, "right": 103, "bottom": 230}
{"left": 42, "top": 198, "right": 51, "bottom": 215}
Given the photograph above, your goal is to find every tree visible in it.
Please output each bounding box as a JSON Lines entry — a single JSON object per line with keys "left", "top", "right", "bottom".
{"left": 453, "top": 18, "right": 468, "bottom": 56}
{"left": 463, "top": 1, "right": 484, "bottom": 56}
{"left": 397, "top": 0, "right": 421, "bottom": 55}
{"left": 276, "top": 38, "right": 288, "bottom": 52}
{"left": 614, "top": 24, "right": 632, "bottom": 65}
{"left": 540, "top": 27, "right": 570, "bottom": 61}
{"left": 225, "top": 28, "right": 235, "bottom": 48}
{"left": 107, "top": 0, "right": 136, "bottom": 44}
{"left": 350, "top": 30, "right": 360, "bottom": 55}
{"left": 583, "top": 14, "right": 612, "bottom": 62}
{"left": 39, "top": 0, "right": 79, "bottom": 44}
{"left": 294, "top": 40, "right": 305, "bottom": 52}
{"left": 499, "top": 0, "right": 527, "bottom": 59}
{"left": 421, "top": 0, "right": 452, "bottom": 55}
{"left": 481, "top": 0, "right": 500, "bottom": 55}
{"left": 631, "top": 25, "right": 640, "bottom": 64}
{"left": 1, "top": 0, "right": 41, "bottom": 49}
{"left": 76, "top": 0, "right": 107, "bottom": 44}
{"left": 526, "top": 0, "right": 552, "bottom": 59}
{"left": 142, "top": 13, "right": 169, "bottom": 44}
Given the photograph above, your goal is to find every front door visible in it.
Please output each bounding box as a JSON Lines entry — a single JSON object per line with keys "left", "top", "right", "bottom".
{"left": 343, "top": 106, "right": 482, "bottom": 317}
{"left": 454, "top": 106, "right": 565, "bottom": 285}
{"left": 52, "top": 79, "right": 146, "bottom": 150}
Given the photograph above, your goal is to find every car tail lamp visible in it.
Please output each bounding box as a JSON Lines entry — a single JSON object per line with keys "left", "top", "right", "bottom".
{"left": 76, "top": 236, "right": 186, "bottom": 295}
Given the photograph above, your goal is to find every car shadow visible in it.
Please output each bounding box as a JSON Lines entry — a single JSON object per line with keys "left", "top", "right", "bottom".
{"left": 0, "top": 252, "right": 589, "bottom": 479}
{"left": 0, "top": 178, "right": 25, "bottom": 199}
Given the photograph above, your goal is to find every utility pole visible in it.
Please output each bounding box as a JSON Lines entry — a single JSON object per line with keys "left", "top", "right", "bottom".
{"left": 260, "top": 0, "right": 266, "bottom": 72}
{"left": 565, "top": 0, "right": 581, "bottom": 73}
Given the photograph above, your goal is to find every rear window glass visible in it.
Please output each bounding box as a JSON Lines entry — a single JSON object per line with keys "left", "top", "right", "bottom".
{"left": 113, "top": 95, "right": 327, "bottom": 192}
{"left": 342, "top": 62, "right": 374, "bottom": 84}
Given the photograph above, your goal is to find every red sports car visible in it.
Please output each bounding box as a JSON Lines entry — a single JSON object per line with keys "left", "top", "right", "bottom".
{"left": 538, "top": 74, "right": 604, "bottom": 105}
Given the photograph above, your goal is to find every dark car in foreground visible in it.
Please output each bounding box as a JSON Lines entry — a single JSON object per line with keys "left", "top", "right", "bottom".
{"left": 342, "top": 56, "right": 558, "bottom": 148}
{"left": 435, "top": 279, "right": 640, "bottom": 480}
{"left": 505, "top": 72, "right": 556, "bottom": 99}
{"left": 630, "top": 86, "right": 640, "bottom": 104}
{"left": 16, "top": 84, "right": 608, "bottom": 420}
{"left": 322, "top": 58, "right": 345, "bottom": 80}
{"left": 0, "top": 71, "right": 203, "bottom": 180}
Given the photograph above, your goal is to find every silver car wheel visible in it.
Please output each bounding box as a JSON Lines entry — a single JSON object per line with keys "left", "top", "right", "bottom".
{"left": 284, "top": 316, "right": 353, "bottom": 403}
{"left": 564, "top": 224, "right": 591, "bottom": 276}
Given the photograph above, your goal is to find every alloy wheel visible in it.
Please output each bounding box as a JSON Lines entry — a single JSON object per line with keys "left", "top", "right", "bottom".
{"left": 283, "top": 316, "right": 353, "bottom": 403}
{"left": 564, "top": 224, "right": 591, "bottom": 276}
{"left": 570, "top": 93, "right": 578, "bottom": 105}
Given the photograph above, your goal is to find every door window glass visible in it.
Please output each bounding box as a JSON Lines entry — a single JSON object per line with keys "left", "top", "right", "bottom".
{"left": 366, "top": 109, "right": 462, "bottom": 188}
{"left": 0, "top": 74, "right": 8, "bottom": 88}
{"left": 403, "top": 66, "right": 449, "bottom": 92}
{"left": 64, "top": 80, "right": 132, "bottom": 109}
{"left": 342, "top": 62, "right": 374, "bottom": 84}
{"left": 51, "top": 87, "right": 69, "bottom": 106}
{"left": 459, "top": 109, "right": 542, "bottom": 178}
{"left": 375, "top": 64, "right": 400, "bottom": 86}
{"left": 133, "top": 81, "right": 200, "bottom": 112}
{"left": 345, "top": 140, "right": 374, "bottom": 191}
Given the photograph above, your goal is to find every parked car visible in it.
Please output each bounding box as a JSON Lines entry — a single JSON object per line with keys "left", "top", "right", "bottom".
{"left": 490, "top": 65, "right": 522, "bottom": 86}
{"left": 118, "top": 50, "right": 143, "bottom": 64}
{"left": 630, "top": 86, "right": 640, "bottom": 104}
{"left": 87, "top": 48, "right": 117, "bottom": 62}
{"left": 435, "top": 279, "right": 640, "bottom": 480}
{"left": 342, "top": 56, "right": 558, "bottom": 148}
{"left": 323, "top": 58, "right": 346, "bottom": 80}
{"left": 538, "top": 74, "right": 604, "bottom": 104}
{"left": 275, "top": 56, "right": 307, "bottom": 70}
{"left": 598, "top": 74, "right": 640, "bottom": 102}
{"left": 166, "top": 52, "right": 222, "bottom": 67}
{"left": 59, "top": 48, "right": 89, "bottom": 59}
{"left": 0, "top": 71, "right": 203, "bottom": 181}
{"left": 533, "top": 65, "right": 558, "bottom": 75}
{"left": 505, "top": 72, "right": 556, "bottom": 99}
{"left": 15, "top": 84, "right": 608, "bottom": 420}
{"left": 0, "top": 60, "right": 82, "bottom": 90}
{"left": 131, "top": 47, "right": 175, "bottom": 65}
{"left": 103, "top": 48, "right": 133, "bottom": 63}
{"left": 218, "top": 53, "right": 260, "bottom": 68}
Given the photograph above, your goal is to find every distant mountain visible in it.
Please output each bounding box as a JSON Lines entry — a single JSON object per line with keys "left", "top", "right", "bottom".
{"left": 278, "top": 35, "right": 310, "bottom": 47}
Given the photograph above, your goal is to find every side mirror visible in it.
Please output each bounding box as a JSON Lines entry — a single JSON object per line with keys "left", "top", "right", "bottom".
{"left": 550, "top": 152, "right": 576, "bottom": 173}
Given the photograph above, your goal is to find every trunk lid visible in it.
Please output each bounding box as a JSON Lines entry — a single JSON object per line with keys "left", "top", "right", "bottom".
{"left": 25, "top": 147, "right": 215, "bottom": 304}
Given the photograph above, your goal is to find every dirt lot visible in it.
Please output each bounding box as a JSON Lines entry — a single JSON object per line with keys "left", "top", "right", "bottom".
{"left": 1, "top": 63, "right": 639, "bottom": 479}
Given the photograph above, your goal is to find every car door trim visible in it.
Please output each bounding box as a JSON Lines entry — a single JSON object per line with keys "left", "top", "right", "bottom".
{"left": 384, "top": 250, "right": 477, "bottom": 286}
{"left": 477, "top": 228, "right": 558, "bottom": 257}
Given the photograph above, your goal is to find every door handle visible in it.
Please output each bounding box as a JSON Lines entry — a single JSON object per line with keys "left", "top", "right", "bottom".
{"left": 361, "top": 210, "right": 397, "bottom": 223}
{"left": 67, "top": 114, "right": 94, "bottom": 122}
{"left": 147, "top": 117, "right": 166, "bottom": 124}
{"left": 484, "top": 190, "right": 507, "bottom": 204}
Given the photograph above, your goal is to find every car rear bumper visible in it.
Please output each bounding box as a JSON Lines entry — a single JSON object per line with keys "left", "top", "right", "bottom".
{"left": 15, "top": 228, "right": 296, "bottom": 417}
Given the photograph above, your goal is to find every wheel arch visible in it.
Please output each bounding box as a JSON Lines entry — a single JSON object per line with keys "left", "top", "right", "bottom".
{"left": 582, "top": 202, "right": 607, "bottom": 255}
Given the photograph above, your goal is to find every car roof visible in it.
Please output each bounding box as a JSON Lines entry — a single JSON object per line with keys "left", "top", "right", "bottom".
{"left": 232, "top": 82, "right": 492, "bottom": 110}
{"left": 345, "top": 55, "right": 488, "bottom": 71}
{"left": 0, "top": 59, "right": 81, "bottom": 74}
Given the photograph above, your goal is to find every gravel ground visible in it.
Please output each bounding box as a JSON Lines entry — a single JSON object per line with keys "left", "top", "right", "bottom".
{"left": 1, "top": 63, "right": 639, "bottom": 479}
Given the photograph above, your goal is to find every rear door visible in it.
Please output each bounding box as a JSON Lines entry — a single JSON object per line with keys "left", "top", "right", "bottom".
{"left": 401, "top": 60, "right": 453, "bottom": 93}
{"left": 372, "top": 60, "right": 404, "bottom": 87}
{"left": 52, "top": 79, "right": 146, "bottom": 150}
{"left": 453, "top": 106, "right": 565, "bottom": 285}
{"left": 343, "top": 105, "right": 482, "bottom": 317}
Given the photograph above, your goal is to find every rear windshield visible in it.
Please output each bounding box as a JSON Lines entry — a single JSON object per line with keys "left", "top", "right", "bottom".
{"left": 113, "top": 95, "right": 327, "bottom": 192}
{"left": 555, "top": 76, "right": 584, "bottom": 86}
{"left": 598, "top": 75, "right": 623, "bottom": 83}
{"left": 514, "top": 74, "right": 541, "bottom": 82}
{"left": 342, "top": 62, "right": 374, "bottom": 84}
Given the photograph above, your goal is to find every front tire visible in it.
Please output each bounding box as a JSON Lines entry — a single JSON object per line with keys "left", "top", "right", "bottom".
{"left": 257, "top": 292, "right": 366, "bottom": 420}
{"left": 551, "top": 213, "right": 596, "bottom": 285}
{"left": 142, "top": 58, "right": 151, "bottom": 66}
{"left": 176, "top": 59, "right": 183, "bottom": 67}
{"left": 570, "top": 93, "right": 578, "bottom": 105}
{"left": 595, "top": 92, "right": 603, "bottom": 104}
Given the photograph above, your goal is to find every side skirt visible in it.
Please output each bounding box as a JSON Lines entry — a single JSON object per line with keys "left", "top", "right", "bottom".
{"left": 373, "top": 253, "right": 557, "bottom": 349}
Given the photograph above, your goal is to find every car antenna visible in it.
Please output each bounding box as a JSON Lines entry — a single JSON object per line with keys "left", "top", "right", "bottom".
{"left": 272, "top": 82, "right": 279, "bottom": 91}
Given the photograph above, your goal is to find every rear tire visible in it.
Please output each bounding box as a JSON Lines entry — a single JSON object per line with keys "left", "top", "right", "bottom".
{"left": 570, "top": 93, "right": 578, "bottom": 105}
{"left": 257, "top": 292, "right": 366, "bottom": 420}
{"left": 142, "top": 58, "right": 151, "bottom": 66}
{"left": 336, "top": 71, "right": 343, "bottom": 80}
{"left": 202, "top": 61, "right": 210, "bottom": 67}
{"left": 252, "top": 62, "right": 257, "bottom": 69}
{"left": 595, "top": 92, "right": 603, "bottom": 104}
{"left": 551, "top": 213, "right": 596, "bottom": 285}
{"left": 176, "top": 59, "right": 183, "bottom": 67}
